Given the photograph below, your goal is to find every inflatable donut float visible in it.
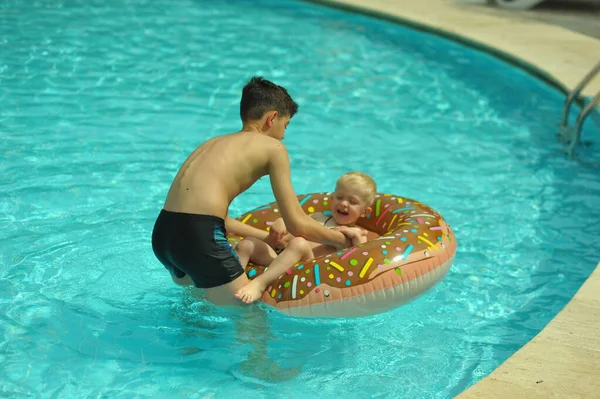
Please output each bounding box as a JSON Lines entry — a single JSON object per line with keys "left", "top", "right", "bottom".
{"left": 227, "top": 193, "right": 457, "bottom": 318}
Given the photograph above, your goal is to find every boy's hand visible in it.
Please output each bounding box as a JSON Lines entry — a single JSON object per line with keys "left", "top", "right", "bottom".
{"left": 333, "top": 226, "right": 366, "bottom": 236}
{"left": 270, "top": 218, "right": 287, "bottom": 240}
{"left": 266, "top": 218, "right": 290, "bottom": 249}
{"left": 265, "top": 233, "right": 283, "bottom": 249}
{"left": 335, "top": 226, "right": 367, "bottom": 246}
{"left": 265, "top": 233, "right": 293, "bottom": 249}
{"left": 278, "top": 233, "right": 294, "bottom": 247}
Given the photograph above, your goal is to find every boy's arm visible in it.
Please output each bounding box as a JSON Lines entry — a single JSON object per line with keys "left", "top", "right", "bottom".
{"left": 225, "top": 217, "right": 268, "bottom": 241}
{"left": 267, "top": 142, "right": 351, "bottom": 250}
{"left": 335, "top": 226, "right": 367, "bottom": 246}
{"left": 226, "top": 216, "right": 285, "bottom": 248}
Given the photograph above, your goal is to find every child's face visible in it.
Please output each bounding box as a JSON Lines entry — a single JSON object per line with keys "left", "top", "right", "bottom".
{"left": 331, "top": 183, "right": 370, "bottom": 225}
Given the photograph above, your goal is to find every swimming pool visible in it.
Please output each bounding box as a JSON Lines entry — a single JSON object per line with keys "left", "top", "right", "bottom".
{"left": 1, "top": 0, "right": 599, "bottom": 397}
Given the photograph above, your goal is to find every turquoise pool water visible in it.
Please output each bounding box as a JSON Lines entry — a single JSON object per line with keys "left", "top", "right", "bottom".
{"left": 1, "top": 0, "right": 599, "bottom": 397}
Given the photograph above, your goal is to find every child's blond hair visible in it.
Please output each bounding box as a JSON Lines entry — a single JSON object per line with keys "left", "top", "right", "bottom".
{"left": 336, "top": 172, "right": 377, "bottom": 206}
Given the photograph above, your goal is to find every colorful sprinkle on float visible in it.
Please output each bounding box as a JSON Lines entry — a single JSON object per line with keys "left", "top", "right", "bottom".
{"left": 227, "top": 193, "right": 457, "bottom": 318}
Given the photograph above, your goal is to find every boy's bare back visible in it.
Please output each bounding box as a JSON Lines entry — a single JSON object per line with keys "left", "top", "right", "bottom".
{"left": 163, "top": 131, "right": 281, "bottom": 219}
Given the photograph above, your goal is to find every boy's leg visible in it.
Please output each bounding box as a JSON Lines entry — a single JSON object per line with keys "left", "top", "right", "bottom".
{"left": 236, "top": 305, "right": 301, "bottom": 382}
{"left": 204, "top": 274, "right": 250, "bottom": 306}
{"left": 171, "top": 274, "right": 195, "bottom": 286}
{"left": 203, "top": 239, "right": 279, "bottom": 307}
{"left": 235, "top": 237, "right": 314, "bottom": 304}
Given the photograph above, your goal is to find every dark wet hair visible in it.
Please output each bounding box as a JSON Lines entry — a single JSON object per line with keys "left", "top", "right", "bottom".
{"left": 240, "top": 76, "right": 299, "bottom": 122}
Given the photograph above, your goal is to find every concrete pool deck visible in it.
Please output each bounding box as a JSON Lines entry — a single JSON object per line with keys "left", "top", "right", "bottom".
{"left": 305, "top": 0, "right": 600, "bottom": 397}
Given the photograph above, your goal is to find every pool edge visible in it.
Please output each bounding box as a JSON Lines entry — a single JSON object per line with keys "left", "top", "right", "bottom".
{"left": 457, "top": 262, "right": 600, "bottom": 398}
{"left": 299, "top": 0, "right": 600, "bottom": 397}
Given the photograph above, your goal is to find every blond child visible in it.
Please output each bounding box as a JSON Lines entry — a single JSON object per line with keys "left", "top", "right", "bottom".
{"left": 234, "top": 172, "right": 377, "bottom": 304}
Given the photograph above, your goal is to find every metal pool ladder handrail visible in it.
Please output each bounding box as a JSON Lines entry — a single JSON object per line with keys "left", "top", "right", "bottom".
{"left": 558, "top": 61, "right": 600, "bottom": 159}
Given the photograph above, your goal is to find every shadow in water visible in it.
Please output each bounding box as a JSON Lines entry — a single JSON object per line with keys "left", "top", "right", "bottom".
{"left": 171, "top": 287, "right": 302, "bottom": 384}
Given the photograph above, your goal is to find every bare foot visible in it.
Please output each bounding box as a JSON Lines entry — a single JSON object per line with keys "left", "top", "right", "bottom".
{"left": 235, "top": 280, "right": 266, "bottom": 304}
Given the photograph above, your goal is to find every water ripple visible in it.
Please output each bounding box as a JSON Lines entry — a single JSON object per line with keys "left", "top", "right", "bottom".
{"left": 1, "top": 0, "right": 599, "bottom": 398}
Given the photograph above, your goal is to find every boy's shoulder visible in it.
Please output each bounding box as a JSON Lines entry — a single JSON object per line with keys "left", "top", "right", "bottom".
{"left": 211, "top": 131, "right": 286, "bottom": 156}
{"left": 233, "top": 130, "right": 285, "bottom": 148}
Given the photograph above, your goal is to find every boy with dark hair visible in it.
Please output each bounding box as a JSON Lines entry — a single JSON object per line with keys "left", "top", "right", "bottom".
{"left": 152, "top": 76, "right": 362, "bottom": 306}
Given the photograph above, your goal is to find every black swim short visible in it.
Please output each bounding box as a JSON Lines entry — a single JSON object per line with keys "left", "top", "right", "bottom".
{"left": 151, "top": 210, "right": 244, "bottom": 288}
